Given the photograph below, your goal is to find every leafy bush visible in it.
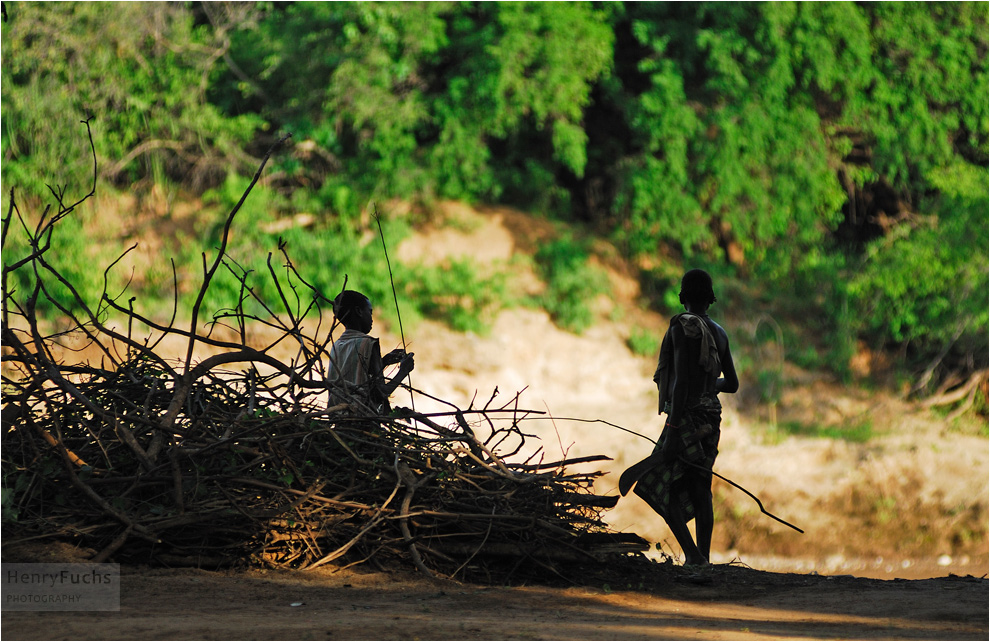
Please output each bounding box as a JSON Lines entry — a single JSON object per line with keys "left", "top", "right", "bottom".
{"left": 1, "top": 3, "right": 261, "bottom": 199}
{"left": 533, "top": 234, "right": 608, "bottom": 334}
{"left": 152, "top": 182, "right": 509, "bottom": 337}
{"left": 849, "top": 163, "right": 989, "bottom": 360}
{"left": 768, "top": 246, "right": 857, "bottom": 380}
{"left": 406, "top": 260, "right": 508, "bottom": 335}
{"left": 778, "top": 418, "right": 875, "bottom": 443}
{"left": 628, "top": 327, "right": 662, "bottom": 358}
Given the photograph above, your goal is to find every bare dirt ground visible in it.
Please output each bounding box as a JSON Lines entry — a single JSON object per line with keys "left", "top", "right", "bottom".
{"left": 3, "top": 200, "right": 988, "bottom": 639}
{"left": 2, "top": 543, "right": 987, "bottom": 641}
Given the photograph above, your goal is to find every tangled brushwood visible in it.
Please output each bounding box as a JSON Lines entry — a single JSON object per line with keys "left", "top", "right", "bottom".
{"left": 1, "top": 123, "right": 646, "bottom": 582}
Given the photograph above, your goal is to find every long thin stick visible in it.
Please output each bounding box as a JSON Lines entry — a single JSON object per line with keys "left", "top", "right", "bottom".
{"left": 524, "top": 415, "right": 657, "bottom": 444}
{"left": 678, "top": 457, "right": 804, "bottom": 534}
{"left": 524, "top": 415, "right": 803, "bottom": 533}
{"left": 372, "top": 205, "right": 414, "bottom": 411}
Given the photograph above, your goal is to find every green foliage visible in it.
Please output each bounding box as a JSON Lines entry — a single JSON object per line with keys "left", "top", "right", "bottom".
{"left": 854, "top": 3, "right": 989, "bottom": 190}
{"left": 534, "top": 234, "right": 609, "bottom": 334}
{"left": 216, "top": 1, "right": 612, "bottom": 210}
{"left": 134, "top": 181, "right": 508, "bottom": 336}
{"left": 1, "top": 466, "right": 34, "bottom": 524}
{"left": 3, "top": 204, "right": 110, "bottom": 317}
{"left": 170, "top": 174, "right": 287, "bottom": 319}
{"left": 610, "top": 2, "right": 849, "bottom": 264}
{"left": 772, "top": 246, "right": 858, "bottom": 380}
{"left": 605, "top": 2, "right": 986, "bottom": 372}
{"left": 1, "top": 486, "right": 18, "bottom": 523}
{"left": 777, "top": 417, "right": 876, "bottom": 444}
{"left": 1, "top": 2, "right": 261, "bottom": 199}
{"left": 2, "top": 1, "right": 986, "bottom": 374}
{"left": 849, "top": 163, "right": 989, "bottom": 354}
{"left": 753, "top": 368, "right": 783, "bottom": 406}
{"left": 628, "top": 327, "right": 661, "bottom": 358}
{"left": 406, "top": 260, "right": 508, "bottom": 335}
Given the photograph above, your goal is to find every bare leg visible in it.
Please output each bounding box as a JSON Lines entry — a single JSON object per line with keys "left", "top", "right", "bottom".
{"left": 662, "top": 483, "right": 706, "bottom": 566}
{"left": 689, "top": 476, "right": 714, "bottom": 562}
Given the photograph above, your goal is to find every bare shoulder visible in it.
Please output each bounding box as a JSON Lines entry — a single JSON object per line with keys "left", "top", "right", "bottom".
{"left": 707, "top": 317, "right": 730, "bottom": 339}
{"left": 705, "top": 316, "right": 732, "bottom": 351}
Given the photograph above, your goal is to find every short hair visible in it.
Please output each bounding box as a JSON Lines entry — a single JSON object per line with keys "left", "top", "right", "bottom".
{"left": 333, "top": 290, "right": 371, "bottom": 324}
{"left": 679, "top": 269, "right": 716, "bottom": 306}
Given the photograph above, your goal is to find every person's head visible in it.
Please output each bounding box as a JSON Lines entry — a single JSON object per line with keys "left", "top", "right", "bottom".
{"left": 679, "top": 269, "right": 716, "bottom": 309}
{"left": 333, "top": 290, "right": 373, "bottom": 332}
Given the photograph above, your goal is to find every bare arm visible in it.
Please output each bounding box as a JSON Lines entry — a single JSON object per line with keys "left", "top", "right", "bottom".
{"left": 708, "top": 320, "right": 738, "bottom": 394}
{"left": 376, "top": 351, "right": 414, "bottom": 399}
{"left": 716, "top": 338, "right": 739, "bottom": 394}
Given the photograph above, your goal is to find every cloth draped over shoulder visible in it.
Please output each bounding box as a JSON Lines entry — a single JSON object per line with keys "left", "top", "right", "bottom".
{"left": 328, "top": 328, "right": 381, "bottom": 408}
{"left": 653, "top": 312, "right": 721, "bottom": 414}
{"left": 621, "top": 312, "right": 723, "bottom": 522}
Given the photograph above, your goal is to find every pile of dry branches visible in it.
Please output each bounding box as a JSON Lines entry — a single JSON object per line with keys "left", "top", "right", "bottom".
{"left": 2, "top": 125, "right": 645, "bottom": 582}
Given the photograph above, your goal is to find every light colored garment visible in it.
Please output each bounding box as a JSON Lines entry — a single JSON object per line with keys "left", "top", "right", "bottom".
{"left": 328, "top": 328, "right": 380, "bottom": 405}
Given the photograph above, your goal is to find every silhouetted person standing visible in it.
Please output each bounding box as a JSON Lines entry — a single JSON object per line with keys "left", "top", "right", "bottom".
{"left": 621, "top": 269, "right": 738, "bottom": 566}
{"left": 329, "top": 290, "right": 414, "bottom": 413}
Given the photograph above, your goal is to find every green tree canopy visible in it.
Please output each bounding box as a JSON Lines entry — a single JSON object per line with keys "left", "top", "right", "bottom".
{"left": 2, "top": 1, "right": 986, "bottom": 378}
{"left": 1, "top": 2, "right": 262, "bottom": 197}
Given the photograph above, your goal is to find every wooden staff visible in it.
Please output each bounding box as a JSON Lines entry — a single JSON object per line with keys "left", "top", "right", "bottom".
{"left": 372, "top": 204, "right": 415, "bottom": 411}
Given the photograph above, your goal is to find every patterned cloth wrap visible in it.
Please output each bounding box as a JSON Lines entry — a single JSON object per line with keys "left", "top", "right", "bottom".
{"left": 633, "top": 394, "right": 722, "bottom": 522}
